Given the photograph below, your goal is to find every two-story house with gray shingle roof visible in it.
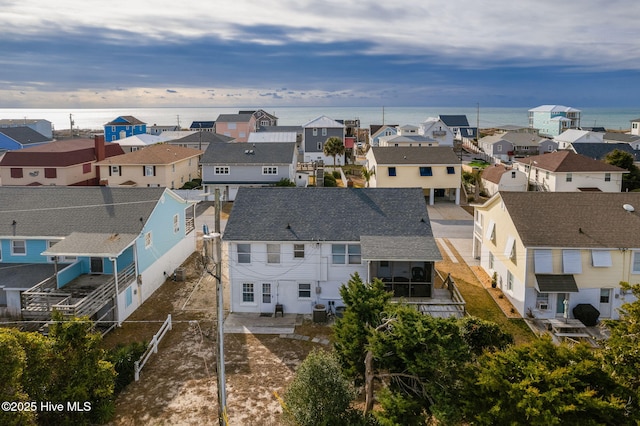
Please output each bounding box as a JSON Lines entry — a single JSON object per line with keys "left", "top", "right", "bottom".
{"left": 365, "top": 147, "right": 462, "bottom": 204}
{"left": 0, "top": 186, "right": 196, "bottom": 323}
{"left": 514, "top": 151, "right": 627, "bottom": 192}
{"left": 215, "top": 113, "right": 256, "bottom": 142}
{"left": 201, "top": 142, "right": 297, "bottom": 201}
{"left": 301, "top": 115, "right": 345, "bottom": 165}
{"left": 473, "top": 192, "right": 639, "bottom": 320}
{"left": 222, "top": 187, "right": 456, "bottom": 316}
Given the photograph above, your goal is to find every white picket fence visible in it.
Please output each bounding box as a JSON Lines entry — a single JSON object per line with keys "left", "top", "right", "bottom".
{"left": 134, "top": 314, "right": 172, "bottom": 381}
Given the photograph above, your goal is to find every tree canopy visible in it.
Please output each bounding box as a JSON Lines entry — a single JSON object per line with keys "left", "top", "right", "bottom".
{"left": 323, "top": 136, "right": 345, "bottom": 168}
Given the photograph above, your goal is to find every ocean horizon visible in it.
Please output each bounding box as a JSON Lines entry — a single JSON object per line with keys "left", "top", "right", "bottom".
{"left": 1, "top": 106, "right": 638, "bottom": 133}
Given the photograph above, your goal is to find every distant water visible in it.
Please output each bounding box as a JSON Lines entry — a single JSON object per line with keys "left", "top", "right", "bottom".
{"left": 0, "top": 106, "right": 638, "bottom": 132}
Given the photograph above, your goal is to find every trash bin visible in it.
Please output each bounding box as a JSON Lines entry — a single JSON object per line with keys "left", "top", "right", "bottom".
{"left": 313, "top": 304, "right": 327, "bottom": 323}
{"left": 335, "top": 306, "right": 346, "bottom": 319}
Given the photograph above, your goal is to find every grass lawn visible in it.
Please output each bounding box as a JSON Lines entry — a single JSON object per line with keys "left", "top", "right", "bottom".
{"left": 468, "top": 160, "right": 490, "bottom": 169}
{"left": 453, "top": 276, "right": 535, "bottom": 345}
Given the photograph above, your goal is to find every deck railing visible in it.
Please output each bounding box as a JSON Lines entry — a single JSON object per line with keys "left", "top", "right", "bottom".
{"left": 22, "top": 263, "right": 136, "bottom": 320}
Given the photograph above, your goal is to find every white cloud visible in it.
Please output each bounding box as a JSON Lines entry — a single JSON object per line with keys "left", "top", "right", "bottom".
{"left": 1, "top": 0, "right": 637, "bottom": 69}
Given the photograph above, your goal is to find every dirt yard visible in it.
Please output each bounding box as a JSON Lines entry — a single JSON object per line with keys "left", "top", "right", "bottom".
{"left": 102, "top": 251, "right": 328, "bottom": 426}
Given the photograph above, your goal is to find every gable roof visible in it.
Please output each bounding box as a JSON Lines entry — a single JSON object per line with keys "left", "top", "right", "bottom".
{"left": 223, "top": 187, "right": 441, "bottom": 260}
{"left": 555, "top": 129, "right": 603, "bottom": 143}
{"left": 104, "top": 115, "right": 146, "bottom": 126}
{"left": 0, "top": 127, "right": 50, "bottom": 145}
{"left": 302, "top": 115, "right": 345, "bottom": 129}
{"left": 200, "top": 142, "right": 295, "bottom": 165}
{"left": 259, "top": 125, "right": 303, "bottom": 134}
{"left": 499, "top": 131, "right": 550, "bottom": 146}
{"left": 248, "top": 132, "right": 297, "bottom": 143}
{"left": 171, "top": 132, "right": 234, "bottom": 144}
{"left": 603, "top": 132, "right": 640, "bottom": 143}
{"left": 190, "top": 121, "right": 215, "bottom": 129}
{"left": 95, "top": 143, "right": 202, "bottom": 165}
{"left": 439, "top": 115, "right": 470, "bottom": 127}
{"left": 496, "top": 192, "right": 640, "bottom": 248}
{"left": 0, "top": 186, "right": 166, "bottom": 238}
{"left": 370, "top": 147, "right": 461, "bottom": 165}
{"left": 371, "top": 125, "right": 399, "bottom": 139}
{"left": 378, "top": 135, "right": 436, "bottom": 145}
{"left": 515, "top": 151, "right": 625, "bottom": 173}
{"left": 570, "top": 143, "right": 639, "bottom": 161}
{"left": 0, "top": 139, "right": 124, "bottom": 167}
{"left": 115, "top": 133, "right": 163, "bottom": 147}
{"left": 528, "top": 105, "right": 581, "bottom": 113}
{"left": 481, "top": 164, "right": 512, "bottom": 184}
{"left": 215, "top": 113, "right": 253, "bottom": 123}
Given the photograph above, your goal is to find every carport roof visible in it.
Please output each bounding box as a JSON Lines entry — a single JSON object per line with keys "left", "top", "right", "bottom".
{"left": 361, "top": 235, "right": 441, "bottom": 261}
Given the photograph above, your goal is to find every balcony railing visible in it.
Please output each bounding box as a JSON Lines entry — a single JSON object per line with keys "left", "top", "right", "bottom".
{"left": 22, "top": 263, "right": 136, "bottom": 320}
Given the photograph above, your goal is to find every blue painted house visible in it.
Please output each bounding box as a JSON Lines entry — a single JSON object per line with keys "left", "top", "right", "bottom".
{"left": 104, "top": 116, "right": 147, "bottom": 142}
{"left": 0, "top": 187, "right": 196, "bottom": 327}
{"left": 0, "top": 127, "right": 51, "bottom": 152}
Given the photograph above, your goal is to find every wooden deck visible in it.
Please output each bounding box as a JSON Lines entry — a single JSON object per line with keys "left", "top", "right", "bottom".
{"left": 21, "top": 263, "right": 135, "bottom": 321}
{"left": 392, "top": 288, "right": 466, "bottom": 319}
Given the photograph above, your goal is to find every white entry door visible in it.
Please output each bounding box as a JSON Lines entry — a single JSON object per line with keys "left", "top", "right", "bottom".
{"left": 261, "top": 283, "right": 273, "bottom": 312}
{"left": 599, "top": 288, "right": 612, "bottom": 318}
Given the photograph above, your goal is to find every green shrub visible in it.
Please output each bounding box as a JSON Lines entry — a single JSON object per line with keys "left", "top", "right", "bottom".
{"left": 332, "top": 170, "right": 341, "bottom": 179}
{"left": 108, "top": 341, "right": 148, "bottom": 394}
{"left": 324, "top": 174, "right": 337, "bottom": 187}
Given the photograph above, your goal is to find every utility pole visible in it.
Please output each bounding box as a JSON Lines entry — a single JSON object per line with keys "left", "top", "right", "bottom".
{"left": 214, "top": 188, "right": 226, "bottom": 424}
{"left": 202, "top": 187, "right": 226, "bottom": 425}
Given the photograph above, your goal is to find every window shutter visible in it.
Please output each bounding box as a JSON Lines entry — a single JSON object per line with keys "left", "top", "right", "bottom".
{"left": 153, "top": 166, "right": 156, "bottom": 176}
{"left": 109, "top": 167, "right": 112, "bottom": 176}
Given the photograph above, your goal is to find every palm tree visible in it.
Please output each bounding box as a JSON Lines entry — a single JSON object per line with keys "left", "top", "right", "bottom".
{"left": 361, "top": 166, "right": 375, "bottom": 187}
{"left": 323, "top": 137, "right": 345, "bottom": 168}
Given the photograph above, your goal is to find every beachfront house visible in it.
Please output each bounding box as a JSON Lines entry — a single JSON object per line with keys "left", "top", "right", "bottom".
{"left": 215, "top": 113, "right": 256, "bottom": 142}
{"left": 104, "top": 116, "right": 147, "bottom": 142}
{"left": 418, "top": 117, "right": 455, "bottom": 146}
{"left": 473, "top": 192, "right": 639, "bottom": 320}
{"left": 0, "top": 186, "right": 196, "bottom": 325}
{"left": 528, "top": 105, "right": 581, "bottom": 137}
{"left": 222, "top": 187, "right": 450, "bottom": 316}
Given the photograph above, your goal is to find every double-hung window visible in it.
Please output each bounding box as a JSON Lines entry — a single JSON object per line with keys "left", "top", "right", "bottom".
{"left": 12, "top": 240, "right": 26, "bottom": 256}
{"left": 242, "top": 283, "right": 254, "bottom": 302}
{"left": 332, "top": 244, "right": 361, "bottom": 264}
{"left": 214, "top": 166, "right": 230, "bottom": 175}
{"left": 294, "top": 244, "right": 305, "bottom": 258}
{"left": 237, "top": 244, "right": 251, "bottom": 263}
{"left": 267, "top": 244, "right": 280, "bottom": 264}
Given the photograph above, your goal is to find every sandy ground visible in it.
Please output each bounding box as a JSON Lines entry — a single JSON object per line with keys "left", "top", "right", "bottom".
{"left": 102, "top": 251, "right": 327, "bottom": 426}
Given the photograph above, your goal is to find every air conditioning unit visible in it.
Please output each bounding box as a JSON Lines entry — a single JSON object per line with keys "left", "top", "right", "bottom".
{"left": 537, "top": 302, "right": 549, "bottom": 310}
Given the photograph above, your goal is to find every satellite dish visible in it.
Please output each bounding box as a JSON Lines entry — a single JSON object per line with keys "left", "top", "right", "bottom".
{"left": 623, "top": 204, "right": 635, "bottom": 212}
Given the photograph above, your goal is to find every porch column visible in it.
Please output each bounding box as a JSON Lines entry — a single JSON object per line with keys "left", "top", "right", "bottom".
{"left": 429, "top": 188, "right": 435, "bottom": 205}
{"left": 455, "top": 187, "right": 460, "bottom": 205}
{"left": 110, "top": 257, "right": 120, "bottom": 326}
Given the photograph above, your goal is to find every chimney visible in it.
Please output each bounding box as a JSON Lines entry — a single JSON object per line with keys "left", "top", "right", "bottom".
{"left": 95, "top": 134, "right": 106, "bottom": 182}
{"left": 95, "top": 134, "right": 106, "bottom": 161}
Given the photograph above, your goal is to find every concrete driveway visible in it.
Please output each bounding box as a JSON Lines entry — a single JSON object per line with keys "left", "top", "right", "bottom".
{"left": 427, "top": 203, "right": 478, "bottom": 267}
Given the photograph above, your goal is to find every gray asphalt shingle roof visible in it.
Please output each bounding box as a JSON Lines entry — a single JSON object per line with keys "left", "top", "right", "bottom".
{"left": 0, "top": 186, "right": 166, "bottom": 238}
{"left": 370, "top": 147, "right": 461, "bottom": 165}
{"left": 0, "top": 127, "right": 50, "bottom": 145}
{"left": 498, "top": 192, "right": 640, "bottom": 248}
{"left": 223, "top": 187, "right": 441, "bottom": 260}
{"left": 200, "top": 142, "right": 295, "bottom": 165}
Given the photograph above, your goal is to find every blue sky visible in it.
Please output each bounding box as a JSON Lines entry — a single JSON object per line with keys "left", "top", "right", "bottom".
{"left": 1, "top": 0, "right": 638, "bottom": 108}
